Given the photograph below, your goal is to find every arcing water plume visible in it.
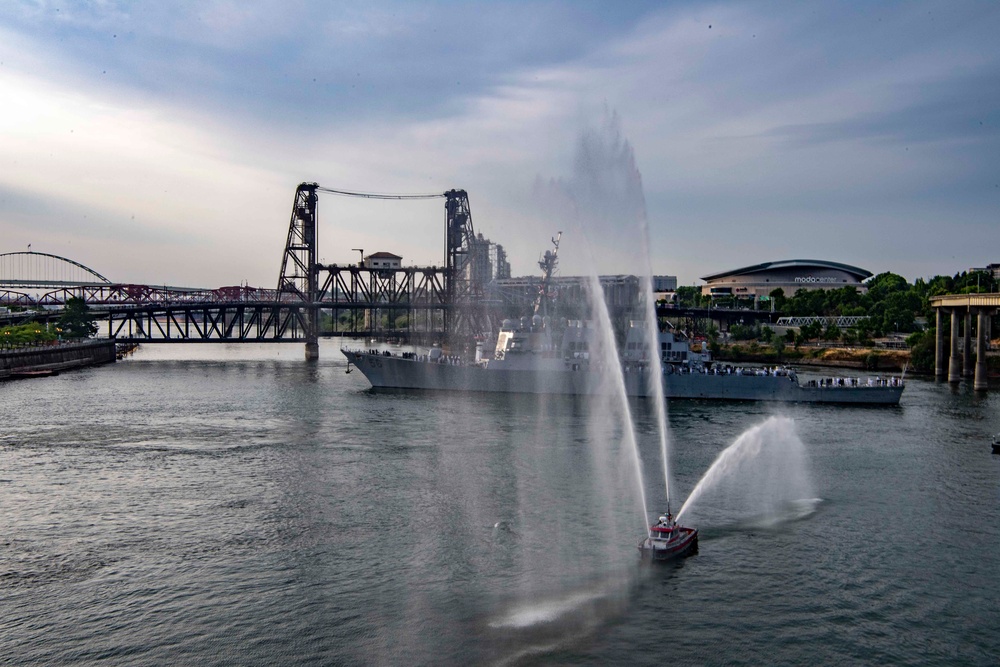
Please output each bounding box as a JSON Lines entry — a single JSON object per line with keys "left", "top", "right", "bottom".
{"left": 676, "top": 416, "right": 815, "bottom": 524}
{"left": 640, "top": 256, "right": 671, "bottom": 511}
{"left": 533, "top": 107, "right": 660, "bottom": 533}
{"left": 583, "top": 272, "right": 649, "bottom": 529}
{"left": 569, "top": 111, "right": 673, "bottom": 511}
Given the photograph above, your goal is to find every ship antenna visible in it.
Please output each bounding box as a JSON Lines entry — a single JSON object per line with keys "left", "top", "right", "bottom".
{"left": 533, "top": 231, "right": 562, "bottom": 317}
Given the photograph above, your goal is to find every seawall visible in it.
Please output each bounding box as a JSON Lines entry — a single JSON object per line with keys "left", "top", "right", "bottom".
{"left": 0, "top": 340, "right": 118, "bottom": 380}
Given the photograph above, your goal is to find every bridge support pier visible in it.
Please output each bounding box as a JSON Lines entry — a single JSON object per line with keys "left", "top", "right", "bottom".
{"left": 962, "top": 310, "right": 973, "bottom": 377}
{"left": 305, "top": 305, "right": 319, "bottom": 361}
{"left": 931, "top": 294, "right": 999, "bottom": 391}
{"left": 948, "top": 309, "right": 961, "bottom": 383}
{"left": 975, "top": 309, "right": 988, "bottom": 391}
{"left": 935, "top": 309, "right": 945, "bottom": 377}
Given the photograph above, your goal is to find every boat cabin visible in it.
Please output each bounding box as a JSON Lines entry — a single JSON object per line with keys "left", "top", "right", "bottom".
{"left": 650, "top": 514, "right": 677, "bottom": 539}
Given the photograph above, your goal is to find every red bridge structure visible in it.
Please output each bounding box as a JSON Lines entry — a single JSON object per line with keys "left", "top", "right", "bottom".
{"left": 1, "top": 184, "right": 497, "bottom": 358}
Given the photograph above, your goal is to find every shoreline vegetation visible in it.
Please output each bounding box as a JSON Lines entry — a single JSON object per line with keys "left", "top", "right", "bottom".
{"left": 708, "top": 342, "right": 1000, "bottom": 376}
{"left": 673, "top": 269, "right": 998, "bottom": 377}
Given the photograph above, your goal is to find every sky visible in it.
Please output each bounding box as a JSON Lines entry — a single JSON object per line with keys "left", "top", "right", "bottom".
{"left": 1, "top": 0, "right": 999, "bottom": 289}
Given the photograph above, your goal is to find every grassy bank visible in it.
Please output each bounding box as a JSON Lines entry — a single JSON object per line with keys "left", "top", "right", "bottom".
{"left": 712, "top": 345, "right": 911, "bottom": 372}
{"left": 712, "top": 344, "right": 1000, "bottom": 375}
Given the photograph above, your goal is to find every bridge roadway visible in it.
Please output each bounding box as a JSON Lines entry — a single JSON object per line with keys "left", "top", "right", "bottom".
{"left": 88, "top": 299, "right": 450, "bottom": 344}
{"left": 3, "top": 251, "right": 781, "bottom": 349}
{"left": 656, "top": 304, "right": 780, "bottom": 324}
{"left": 929, "top": 292, "right": 999, "bottom": 390}
{"left": 3, "top": 262, "right": 456, "bottom": 346}
{"left": 7, "top": 297, "right": 781, "bottom": 347}
{"left": 88, "top": 302, "right": 779, "bottom": 343}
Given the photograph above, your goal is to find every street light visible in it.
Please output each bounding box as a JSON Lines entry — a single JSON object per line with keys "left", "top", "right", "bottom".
{"left": 352, "top": 248, "right": 364, "bottom": 267}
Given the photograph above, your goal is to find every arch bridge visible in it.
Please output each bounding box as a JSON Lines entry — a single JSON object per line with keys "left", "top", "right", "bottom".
{"left": 1, "top": 251, "right": 111, "bottom": 306}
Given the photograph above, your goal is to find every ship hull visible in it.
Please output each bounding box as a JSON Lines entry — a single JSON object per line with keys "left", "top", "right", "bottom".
{"left": 343, "top": 351, "right": 904, "bottom": 405}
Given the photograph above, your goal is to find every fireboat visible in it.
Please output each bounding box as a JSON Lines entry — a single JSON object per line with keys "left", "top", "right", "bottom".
{"left": 638, "top": 511, "right": 698, "bottom": 561}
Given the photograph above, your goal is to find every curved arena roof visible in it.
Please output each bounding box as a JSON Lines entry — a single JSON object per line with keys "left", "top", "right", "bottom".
{"left": 701, "top": 259, "right": 872, "bottom": 282}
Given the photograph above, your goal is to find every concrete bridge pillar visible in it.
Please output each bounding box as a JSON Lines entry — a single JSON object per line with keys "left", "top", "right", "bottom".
{"left": 935, "top": 308, "right": 946, "bottom": 377}
{"left": 962, "top": 309, "right": 973, "bottom": 377}
{"left": 948, "top": 309, "right": 961, "bottom": 382}
{"left": 975, "top": 308, "right": 988, "bottom": 391}
{"left": 303, "top": 309, "right": 319, "bottom": 361}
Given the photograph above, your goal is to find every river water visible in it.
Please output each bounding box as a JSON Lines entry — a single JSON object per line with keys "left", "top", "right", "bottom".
{"left": 2, "top": 341, "right": 998, "bottom": 665}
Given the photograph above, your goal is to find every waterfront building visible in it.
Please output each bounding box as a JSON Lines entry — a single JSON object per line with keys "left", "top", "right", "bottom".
{"left": 700, "top": 259, "right": 872, "bottom": 299}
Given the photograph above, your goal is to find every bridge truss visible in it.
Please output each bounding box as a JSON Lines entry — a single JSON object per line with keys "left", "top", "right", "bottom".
{"left": 273, "top": 183, "right": 493, "bottom": 355}
{"left": 775, "top": 315, "right": 869, "bottom": 328}
{"left": 19, "top": 262, "right": 452, "bottom": 342}
{"left": 4, "top": 183, "right": 497, "bottom": 351}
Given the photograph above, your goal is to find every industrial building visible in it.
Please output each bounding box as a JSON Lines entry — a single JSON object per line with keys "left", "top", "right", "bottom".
{"left": 701, "top": 260, "right": 872, "bottom": 299}
{"left": 495, "top": 274, "right": 677, "bottom": 314}
{"left": 969, "top": 263, "right": 1000, "bottom": 280}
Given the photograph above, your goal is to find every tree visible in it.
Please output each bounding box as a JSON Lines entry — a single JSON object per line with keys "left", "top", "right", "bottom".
{"left": 769, "top": 288, "right": 786, "bottom": 311}
{"left": 59, "top": 297, "right": 98, "bottom": 339}
{"left": 907, "top": 329, "right": 936, "bottom": 371}
{"left": 866, "top": 272, "right": 909, "bottom": 303}
{"left": 729, "top": 323, "right": 759, "bottom": 341}
{"left": 799, "top": 321, "right": 824, "bottom": 341}
{"left": 880, "top": 290, "right": 920, "bottom": 333}
{"left": 1, "top": 322, "right": 56, "bottom": 346}
{"left": 706, "top": 324, "right": 720, "bottom": 354}
{"left": 675, "top": 286, "right": 702, "bottom": 308}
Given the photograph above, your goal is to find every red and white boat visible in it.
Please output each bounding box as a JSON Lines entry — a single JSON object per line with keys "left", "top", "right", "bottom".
{"left": 638, "top": 512, "right": 698, "bottom": 561}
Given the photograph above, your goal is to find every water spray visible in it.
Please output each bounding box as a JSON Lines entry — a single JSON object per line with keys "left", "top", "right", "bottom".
{"left": 676, "top": 416, "right": 814, "bottom": 524}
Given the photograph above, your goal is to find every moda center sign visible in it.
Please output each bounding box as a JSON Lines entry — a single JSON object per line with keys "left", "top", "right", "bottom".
{"left": 794, "top": 275, "right": 840, "bottom": 284}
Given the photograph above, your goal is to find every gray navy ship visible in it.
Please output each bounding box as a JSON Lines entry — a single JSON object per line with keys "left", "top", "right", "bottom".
{"left": 342, "top": 234, "right": 904, "bottom": 405}
{"left": 342, "top": 319, "right": 904, "bottom": 404}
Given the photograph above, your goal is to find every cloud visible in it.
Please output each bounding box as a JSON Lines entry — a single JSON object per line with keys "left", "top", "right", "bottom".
{"left": 1, "top": 0, "right": 998, "bottom": 289}
{"left": 0, "top": 68, "right": 293, "bottom": 285}
{"left": 1, "top": 1, "right": 659, "bottom": 128}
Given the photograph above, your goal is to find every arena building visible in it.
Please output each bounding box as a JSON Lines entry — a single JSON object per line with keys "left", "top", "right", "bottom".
{"left": 701, "top": 259, "right": 872, "bottom": 299}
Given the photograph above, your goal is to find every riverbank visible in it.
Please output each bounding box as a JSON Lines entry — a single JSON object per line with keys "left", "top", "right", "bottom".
{"left": 713, "top": 344, "right": 1000, "bottom": 375}
{"left": 0, "top": 340, "right": 119, "bottom": 380}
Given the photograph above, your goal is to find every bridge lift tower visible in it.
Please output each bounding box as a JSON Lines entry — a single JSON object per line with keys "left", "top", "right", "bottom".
{"left": 277, "top": 183, "right": 321, "bottom": 358}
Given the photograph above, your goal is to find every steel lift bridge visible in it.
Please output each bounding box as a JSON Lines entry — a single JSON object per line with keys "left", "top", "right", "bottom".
{"left": 1, "top": 184, "right": 497, "bottom": 358}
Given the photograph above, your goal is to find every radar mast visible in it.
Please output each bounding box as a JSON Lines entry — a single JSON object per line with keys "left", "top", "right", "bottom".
{"left": 533, "top": 232, "right": 562, "bottom": 317}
